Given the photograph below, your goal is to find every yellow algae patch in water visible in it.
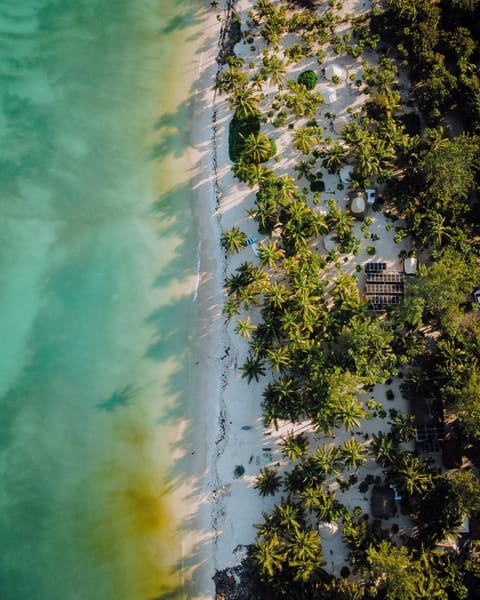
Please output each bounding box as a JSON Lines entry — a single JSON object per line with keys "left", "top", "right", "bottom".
{"left": 86, "top": 410, "right": 184, "bottom": 599}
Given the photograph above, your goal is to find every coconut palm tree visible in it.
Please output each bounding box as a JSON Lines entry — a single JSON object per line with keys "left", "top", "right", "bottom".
{"left": 240, "top": 354, "right": 266, "bottom": 383}
{"left": 234, "top": 316, "right": 257, "bottom": 339}
{"left": 288, "top": 528, "right": 324, "bottom": 581}
{"left": 276, "top": 174, "right": 298, "bottom": 205}
{"left": 341, "top": 437, "right": 367, "bottom": 470}
{"left": 323, "top": 143, "right": 348, "bottom": 174}
{"left": 315, "top": 489, "right": 344, "bottom": 523}
{"left": 258, "top": 240, "right": 285, "bottom": 270}
{"left": 215, "top": 65, "right": 248, "bottom": 94}
{"left": 254, "top": 196, "right": 278, "bottom": 235}
{"left": 255, "top": 467, "right": 283, "bottom": 497}
{"left": 294, "top": 126, "right": 320, "bottom": 155}
{"left": 230, "top": 88, "right": 259, "bottom": 119}
{"left": 246, "top": 163, "right": 275, "bottom": 187}
{"left": 280, "top": 431, "right": 309, "bottom": 464}
{"left": 242, "top": 132, "right": 273, "bottom": 164}
{"left": 293, "top": 159, "right": 312, "bottom": 180}
{"left": 313, "top": 442, "right": 342, "bottom": 475}
{"left": 426, "top": 212, "right": 452, "bottom": 248}
{"left": 369, "top": 431, "right": 399, "bottom": 467}
{"left": 390, "top": 413, "right": 416, "bottom": 443}
{"left": 388, "top": 452, "right": 434, "bottom": 497}
{"left": 273, "top": 498, "right": 304, "bottom": 534}
{"left": 266, "top": 345, "right": 292, "bottom": 374}
{"left": 326, "top": 201, "right": 354, "bottom": 238}
{"left": 262, "top": 54, "right": 287, "bottom": 86}
{"left": 266, "top": 281, "right": 290, "bottom": 310}
{"left": 253, "top": 532, "right": 286, "bottom": 579}
{"left": 220, "top": 227, "right": 247, "bottom": 253}
{"left": 335, "top": 397, "right": 366, "bottom": 432}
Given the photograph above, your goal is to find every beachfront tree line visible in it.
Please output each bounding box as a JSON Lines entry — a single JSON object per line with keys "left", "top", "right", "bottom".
{"left": 215, "top": 0, "right": 480, "bottom": 597}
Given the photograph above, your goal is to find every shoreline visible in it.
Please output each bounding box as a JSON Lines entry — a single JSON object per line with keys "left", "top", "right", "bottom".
{"left": 183, "top": 2, "right": 227, "bottom": 596}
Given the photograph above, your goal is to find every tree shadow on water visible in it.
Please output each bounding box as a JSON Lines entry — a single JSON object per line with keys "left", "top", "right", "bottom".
{"left": 149, "top": 96, "right": 197, "bottom": 161}
{"left": 96, "top": 384, "right": 139, "bottom": 412}
{"left": 158, "top": 3, "right": 205, "bottom": 35}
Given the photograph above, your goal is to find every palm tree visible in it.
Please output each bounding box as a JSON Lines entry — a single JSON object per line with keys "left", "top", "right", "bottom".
{"left": 315, "top": 489, "right": 344, "bottom": 522}
{"left": 388, "top": 452, "right": 434, "bottom": 497}
{"left": 335, "top": 397, "right": 365, "bottom": 432}
{"left": 258, "top": 240, "right": 285, "bottom": 270}
{"left": 262, "top": 54, "right": 287, "bottom": 86}
{"left": 215, "top": 65, "right": 247, "bottom": 94}
{"left": 276, "top": 174, "right": 298, "bottom": 205}
{"left": 234, "top": 316, "right": 257, "bottom": 339}
{"left": 426, "top": 212, "right": 451, "bottom": 248}
{"left": 220, "top": 227, "right": 247, "bottom": 253}
{"left": 341, "top": 437, "right": 367, "bottom": 470}
{"left": 246, "top": 163, "right": 274, "bottom": 187}
{"left": 273, "top": 499, "right": 304, "bottom": 534}
{"left": 242, "top": 132, "right": 273, "bottom": 164}
{"left": 230, "top": 88, "right": 259, "bottom": 119}
{"left": 326, "top": 201, "right": 354, "bottom": 238}
{"left": 390, "top": 413, "right": 416, "bottom": 443}
{"left": 293, "top": 159, "right": 312, "bottom": 180}
{"left": 253, "top": 532, "right": 285, "bottom": 579}
{"left": 322, "top": 144, "right": 348, "bottom": 174}
{"left": 294, "top": 126, "right": 320, "bottom": 155}
{"left": 288, "top": 528, "right": 324, "bottom": 581}
{"left": 266, "top": 281, "right": 289, "bottom": 310}
{"left": 254, "top": 196, "right": 278, "bottom": 235}
{"left": 369, "top": 431, "right": 399, "bottom": 467}
{"left": 313, "top": 443, "right": 342, "bottom": 475}
{"left": 255, "top": 467, "right": 283, "bottom": 497}
{"left": 240, "top": 354, "right": 266, "bottom": 383}
{"left": 267, "top": 345, "right": 292, "bottom": 373}
{"left": 280, "top": 431, "right": 309, "bottom": 463}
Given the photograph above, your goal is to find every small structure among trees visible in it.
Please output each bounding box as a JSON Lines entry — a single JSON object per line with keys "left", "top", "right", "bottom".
{"left": 372, "top": 485, "right": 396, "bottom": 519}
{"left": 364, "top": 262, "right": 405, "bottom": 310}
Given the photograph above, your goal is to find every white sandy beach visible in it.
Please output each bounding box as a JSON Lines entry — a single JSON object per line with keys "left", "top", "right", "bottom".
{"left": 182, "top": 0, "right": 415, "bottom": 596}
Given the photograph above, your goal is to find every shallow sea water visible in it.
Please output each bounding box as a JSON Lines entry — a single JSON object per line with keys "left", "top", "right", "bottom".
{"left": 0, "top": 0, "right": 203, "bottom": 598}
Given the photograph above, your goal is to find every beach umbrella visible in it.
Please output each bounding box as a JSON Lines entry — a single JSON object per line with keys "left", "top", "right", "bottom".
{"left": 318, "top": 521, "right": 339, "bottom": 538}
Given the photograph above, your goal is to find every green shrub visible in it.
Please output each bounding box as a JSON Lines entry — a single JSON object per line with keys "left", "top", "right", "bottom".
{"left": 228, "top": 110, "right": 260, "bottom": 162}
{"left": 298, "top": 69, "right": 318, "bottom": 90}
{"left": 359, "top": 481, "right": 369, "bottom": 493}
{"left": 233, "top": 465, "right": 245, "bottom": 478}
{"left": 340, "top": 566, "right": 350, "bottom": 578}
{"left": 310, "top": 180, "right": 325, "bottom": 192}
{"left": 366, "top": 245, "right": 376, "bottom": 256}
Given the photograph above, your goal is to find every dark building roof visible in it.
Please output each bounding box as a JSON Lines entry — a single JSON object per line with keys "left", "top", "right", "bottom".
{"left": 441, "top": 438, "right": 463, "bottom": 469}
{"left": 372, "top": 485, "right": 396, "bottom": 519}
{"left": 364, "top": 263, "right": 405, "bottom": 311}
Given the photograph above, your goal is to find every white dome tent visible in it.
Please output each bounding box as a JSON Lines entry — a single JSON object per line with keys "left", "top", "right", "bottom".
{"left": 333, "top": 115, "right": 349, "bottom": 134}
{"left": 323, "top": 87, "right": 337, "bottom": 104}
{"left": 325, "top": 63, "right": 344, "bottom": 82}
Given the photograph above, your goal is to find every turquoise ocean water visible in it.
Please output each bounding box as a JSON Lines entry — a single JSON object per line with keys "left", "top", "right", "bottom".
{"left": 0, "top": 0, "right": 204, "bottom": 598}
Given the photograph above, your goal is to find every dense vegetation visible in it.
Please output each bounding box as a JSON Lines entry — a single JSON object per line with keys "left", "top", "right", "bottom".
{"left": 214, "top": 0, "right": 480, "bottom": 597}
